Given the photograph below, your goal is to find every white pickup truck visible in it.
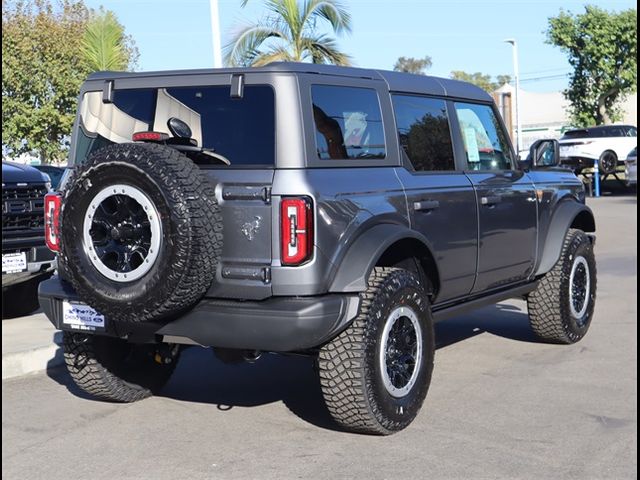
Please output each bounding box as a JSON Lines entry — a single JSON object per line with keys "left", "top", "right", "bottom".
{"left": 559, "top": 125, "right": 637, "bottom": 175}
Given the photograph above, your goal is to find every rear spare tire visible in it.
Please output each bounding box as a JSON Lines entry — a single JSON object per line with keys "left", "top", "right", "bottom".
{"left": 60, "top": 143, "right": 222, "bottom": 323}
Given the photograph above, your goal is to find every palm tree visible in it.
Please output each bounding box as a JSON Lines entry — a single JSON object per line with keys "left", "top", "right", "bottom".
{"left": 81, "top": 11, "right": 132, "bottom": 71}
{"left": 225, "top": 0, "right": 352, "bottom": 67}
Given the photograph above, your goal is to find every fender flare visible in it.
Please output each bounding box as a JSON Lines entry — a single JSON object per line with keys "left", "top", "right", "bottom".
{"left": 328, "top": 223, "right": 439, "bottom": 292}
{"left": 535, "top": 200, "right": 596, "bottom": 276}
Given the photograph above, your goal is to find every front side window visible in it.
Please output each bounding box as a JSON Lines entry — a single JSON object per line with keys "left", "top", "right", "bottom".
{"left": 74, "top": 85, "right": 275, "bottom": 166}
{"left": 311, "top": 85, "right": 386, "bottom": 160}
{"left": 392, "top": 95, "right": 455, "bottom": 171}
{"left": 454, "top": 102, "right": 513, "bottom": 171}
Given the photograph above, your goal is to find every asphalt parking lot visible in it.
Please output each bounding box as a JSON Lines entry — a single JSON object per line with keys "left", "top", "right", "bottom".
{"left": 2, "top": 194, "right": 637, "bottom": 480}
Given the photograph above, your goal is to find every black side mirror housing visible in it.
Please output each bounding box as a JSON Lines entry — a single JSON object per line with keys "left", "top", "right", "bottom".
{"left": 526, "top": 139, "right": 561, "bottom": 169}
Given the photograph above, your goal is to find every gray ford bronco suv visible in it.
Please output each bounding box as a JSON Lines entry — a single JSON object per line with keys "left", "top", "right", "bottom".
{"left": 39, "top": 63, "right": 596, "bottom": 435}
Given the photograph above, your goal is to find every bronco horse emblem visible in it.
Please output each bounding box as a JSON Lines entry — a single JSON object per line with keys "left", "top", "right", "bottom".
{"left": 241, "top": 215, "right": 262, "bottom": 241}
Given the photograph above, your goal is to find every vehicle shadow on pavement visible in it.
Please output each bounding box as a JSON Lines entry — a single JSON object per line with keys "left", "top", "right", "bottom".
{"left": 45, "top": 303, "right": 539, "bottom": 432}
{"left": 435, "top": 303, "right": 539, "bottom": 349}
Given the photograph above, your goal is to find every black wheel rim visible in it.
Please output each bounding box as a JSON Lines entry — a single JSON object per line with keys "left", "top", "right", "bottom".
{"left": 569, "top": 256, "right": 590, "bottom": 323}
{"left": 83, "top": 184, "right": 162, "bottom": 282}
{"left": 380, "top": 306, "right": 422, "bottom": 397}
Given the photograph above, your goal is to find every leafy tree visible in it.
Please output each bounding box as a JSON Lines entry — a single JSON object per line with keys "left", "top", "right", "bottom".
{"left": 450, "top": 71, "right": 511, "bottom": 92}
{"left": 547, "top": 5, "right": 637, "bottom": 126}
{"left": 2, "top": 1, "right": 137, "bottom": 163}
{"left": 3, "top": 0, "right": 89, "bottom": 163}
{"left": 82, "top": 9, "right": 139, "bottom": 72}
{"left": 225, "top": 0, "right": 352, "bottom": 67}
{"left": 393, "top": 56, "right": 432, "bottom": 75}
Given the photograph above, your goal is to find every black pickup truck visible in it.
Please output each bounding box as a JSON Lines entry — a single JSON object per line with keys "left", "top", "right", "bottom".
{"left": 2, "top": 161, "right": 57, "bottom": 317}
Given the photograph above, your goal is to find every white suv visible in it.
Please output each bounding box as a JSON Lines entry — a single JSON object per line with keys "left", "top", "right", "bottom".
{"left": 559, "top": 125, "right": 637, "bottom": 175}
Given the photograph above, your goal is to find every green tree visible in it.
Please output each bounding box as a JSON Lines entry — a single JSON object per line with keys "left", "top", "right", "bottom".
{"left": 225, "top": 0, "right": 352, "bottom": 67}
{"left": 3, "top": 0, "right": 89, "bottom": 163}
{"left": 393, "top": 56, "right": 432, "bottom": 75}
{"left": 450, "top": 71, "right": 511, "bottom": 92}
{"left": 82, "top": 9, "right": 139, "bottom": 72}
{"left": 2, "top": 1, "right": 137, "bottom": 163}
{"left": 547, "top": 6, "right": 637, "bottom": 126}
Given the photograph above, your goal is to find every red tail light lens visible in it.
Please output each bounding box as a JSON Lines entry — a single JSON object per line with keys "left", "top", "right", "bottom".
{"left": 280, "top": 197, "right": 313, "bottom": 266}
{"left": 132, "top": 131, "right": 169, "bottom": 142}
{"left": 44, "top": 193, "right": 62, "bottom": 252}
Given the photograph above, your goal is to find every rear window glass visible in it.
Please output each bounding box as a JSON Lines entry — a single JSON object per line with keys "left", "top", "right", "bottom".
{"left": 311, "top": 85, "right": 386, "bottom": 160}
{"left": 74, "top": 85, "right": 275, "bottom": 166}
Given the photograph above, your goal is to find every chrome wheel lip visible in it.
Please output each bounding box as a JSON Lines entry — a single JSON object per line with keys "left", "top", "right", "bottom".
{"left": 569, "top": 255, "right": 590, "bottom": 321}
{"left": 379, "top": 306, "right": 422, "bottom": 398}
{"left": 82, "top": 184, "right": 162, "bottom": 283}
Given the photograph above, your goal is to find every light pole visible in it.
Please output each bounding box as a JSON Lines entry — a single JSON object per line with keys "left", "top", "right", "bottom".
{"left": 504, "top": 38, "right": 522, "bottom": 155}
{"left": 210, "top": 0, "right": 223, "bottom": 68}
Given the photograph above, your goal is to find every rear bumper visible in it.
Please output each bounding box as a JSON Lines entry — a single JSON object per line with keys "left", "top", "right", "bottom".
{"left": 38, "top": 276, "right": 360, "bottom": 352}
{"left": 2, "top": 246, "right": 56, "bottom": 287}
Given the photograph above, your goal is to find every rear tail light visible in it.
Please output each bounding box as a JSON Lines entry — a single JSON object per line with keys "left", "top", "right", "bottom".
{"left": 280, "top": 197, "right": 313, "bottom": 266}
{"left": 44, "top": 193, "right": 62, "bottom": 252}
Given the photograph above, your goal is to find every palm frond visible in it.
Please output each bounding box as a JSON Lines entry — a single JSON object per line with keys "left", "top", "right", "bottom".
{"left": 251, "top": 46, "right": 295, "bottom": 66}
{"left": 301, "top": 34, "right": 351, "bottom": 65}
{"left": 302, "top": 0, "right": 352, "bottom": 35}
{"left": 224, "top": 22, "right": 285, "bottom": 66}
{"left": 81, "top": 11, "right": 128, "bottom": 71}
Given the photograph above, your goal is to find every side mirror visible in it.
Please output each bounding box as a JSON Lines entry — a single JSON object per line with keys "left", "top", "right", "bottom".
{"left": 526, "top": 139, "right": 561, "bottom": 168}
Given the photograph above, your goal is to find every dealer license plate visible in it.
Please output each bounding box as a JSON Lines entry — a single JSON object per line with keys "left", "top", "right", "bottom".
{"left": 62, "top": 301, "right": 106, "bottom": 331}
{"left": 2, "top": 252, "right": 27, "bottom": 274}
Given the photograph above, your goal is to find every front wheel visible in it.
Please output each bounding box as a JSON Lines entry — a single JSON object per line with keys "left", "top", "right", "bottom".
{"left": 63, "top": 332, "right": 180, "bottom": 402}
{"left": 318, "top": 267, "right": 435, "bottom": 435}
{"left": 527, "top": 229, "right": 596, "bottom": 344}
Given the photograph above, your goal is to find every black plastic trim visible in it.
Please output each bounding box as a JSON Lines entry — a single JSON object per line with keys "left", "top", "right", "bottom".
{"left": 432, "top": 282, "right": 538, "bottom": 322}
{"left": 38, "top": 276, "right": 360, "bottom": 352}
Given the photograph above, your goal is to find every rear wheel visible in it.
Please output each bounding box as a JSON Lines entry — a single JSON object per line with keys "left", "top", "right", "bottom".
{"left": 318, "top": 267, "right": 434, "bottom": 435}
{"left": 598, "top": 150, "right": 618, "bottom": 175}
{"left": 63, "top": 332, "right": 180, "bottom": 402}
{"left": 527, "top": 229, "right": 596, "bottom": 344}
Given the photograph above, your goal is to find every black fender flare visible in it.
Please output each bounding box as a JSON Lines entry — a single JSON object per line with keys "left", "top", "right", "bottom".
{"left": 535, "top": 200, "right": 596, "bottom": 276}
{"left": 328, "top": 223, "right": 439, "bottom": 292}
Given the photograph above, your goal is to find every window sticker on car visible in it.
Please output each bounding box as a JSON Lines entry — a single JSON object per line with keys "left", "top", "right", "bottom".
{"left": 464, "top": 128, "right": 480, "bottom": 163}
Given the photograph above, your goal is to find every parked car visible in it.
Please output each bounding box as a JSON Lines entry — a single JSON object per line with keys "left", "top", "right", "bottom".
{"left": 33, "top": 164, "right": 66, "bottom": 190}
{"left": 625, "top": 147, "right": 637, "bottom": 186}
{"left": 559, "top": 124, "right": 637, "bottom": 175}
{"left": 2, "top": 162, "right": 57, "bottom": 317}
{"left": 39, "top": 63, "right": 596, "bottom": 435}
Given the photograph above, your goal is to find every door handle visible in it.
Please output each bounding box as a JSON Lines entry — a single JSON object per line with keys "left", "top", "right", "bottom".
{"left": 481, "top": 195, "right": 502, "bottom": 206}
{"left": 414, "top": 200, "right": 440, "bottom": 212}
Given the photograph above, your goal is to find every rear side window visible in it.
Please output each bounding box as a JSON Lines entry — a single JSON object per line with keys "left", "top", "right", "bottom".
{"left": 74, "top": 85, "right": 275, "bottom": 166}
{"left": 392, "top": 95, "right": 455, "bottom": 171}
{"left": 311, "top": 85, "right": 386, "bottom": 160}
{"left": 454, "top": 102, "right": 513, "bottom": 171}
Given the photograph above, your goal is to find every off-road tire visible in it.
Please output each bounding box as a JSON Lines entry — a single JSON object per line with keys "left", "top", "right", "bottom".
{"left": 60, "top": 143, "right": 222, "bottom": 323}
{"left": 63, "top": 331, "right": 180, "bottom": 402}
{"left": 527, "top": 229, "right": 596, "bottom": 344}
{"left": 318, "top": 267, "right": 434, "bottom": 435}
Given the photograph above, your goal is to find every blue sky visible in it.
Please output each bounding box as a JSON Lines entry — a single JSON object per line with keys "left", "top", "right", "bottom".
{"left": 85, "top": 0, "right": 635, "bottom": 92}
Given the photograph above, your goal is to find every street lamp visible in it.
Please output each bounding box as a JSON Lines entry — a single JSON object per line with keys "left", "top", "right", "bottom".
{"left": 210, "top": 0, "right": 223, "bottom": 68}
{"left": 503, "top": 38, "right": 522, "bottom": 155}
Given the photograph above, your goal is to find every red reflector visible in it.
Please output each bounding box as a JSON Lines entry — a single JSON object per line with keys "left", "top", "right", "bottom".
{"left": 280, "top": 197, "right": 313, "bottom": 266}
{"left": 44, "top": 193, "right": 63, "bottom": 253}
{"left": 132, "top": 131, "right": 167, "bottom": 142}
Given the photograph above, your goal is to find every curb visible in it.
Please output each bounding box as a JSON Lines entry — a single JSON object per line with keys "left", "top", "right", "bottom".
{"left": 2, "top": 332, "right": 63, "bottom": 380}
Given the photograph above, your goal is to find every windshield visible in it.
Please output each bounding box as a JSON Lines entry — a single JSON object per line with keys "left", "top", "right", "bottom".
{"left": 73, "top": 85, "right": 275, "bottom": 166}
